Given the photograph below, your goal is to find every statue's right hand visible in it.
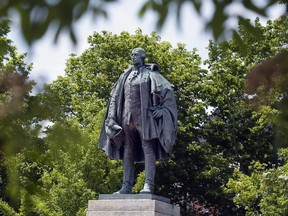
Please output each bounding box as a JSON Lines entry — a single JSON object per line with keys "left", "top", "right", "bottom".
{"left": 152, "top": 109, "right": 164, "bottom": 119}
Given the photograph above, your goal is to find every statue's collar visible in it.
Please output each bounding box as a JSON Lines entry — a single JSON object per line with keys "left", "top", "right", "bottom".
{"left": 132, "top": 65, "right": 145, "bottom": 72}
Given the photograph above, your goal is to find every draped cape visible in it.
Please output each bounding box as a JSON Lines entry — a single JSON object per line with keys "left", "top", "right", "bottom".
{"left": 98, "top": 64, "right": 177, "bottom": 162}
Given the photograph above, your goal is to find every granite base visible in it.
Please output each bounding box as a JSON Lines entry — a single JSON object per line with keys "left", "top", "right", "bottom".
{"left": 87, "top": 194, "right": 180, "bottom": 216}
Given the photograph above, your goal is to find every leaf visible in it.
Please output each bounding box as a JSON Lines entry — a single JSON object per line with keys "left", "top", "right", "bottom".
{"left": 243, "top": 0, "right": 267, "bottom": 16}
{"left": 175, "top": 0, "right": 184, "bottom": 28}
{"left": 238, "top": 17, "right": 264, "bottom": 40}
{"left": 206, "top": 2, "right": 228, "bottom": 41}
{"left": 138, "top": 1, "right": 151, "bottom": 17}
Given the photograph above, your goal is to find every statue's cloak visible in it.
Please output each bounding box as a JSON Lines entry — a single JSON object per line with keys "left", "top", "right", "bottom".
{"left": 99, "top": 64, "right": 177, "bottom": 162}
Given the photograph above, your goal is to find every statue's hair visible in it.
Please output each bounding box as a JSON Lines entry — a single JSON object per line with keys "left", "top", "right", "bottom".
{"left": 132, "top": 47, "right": 146, "bottom": 59}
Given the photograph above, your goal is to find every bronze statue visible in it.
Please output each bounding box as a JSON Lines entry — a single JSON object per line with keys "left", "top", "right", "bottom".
{"left": 99, "top": 48, "right": 177, "bottom": 194}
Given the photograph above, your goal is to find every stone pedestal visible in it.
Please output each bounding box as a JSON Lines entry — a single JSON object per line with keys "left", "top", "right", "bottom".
{"left": 87, "top": 194, "right": 180, "bottom": 216}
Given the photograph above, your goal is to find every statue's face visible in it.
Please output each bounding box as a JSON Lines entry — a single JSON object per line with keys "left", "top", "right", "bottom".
{"left": 131, "top": 50, "right": 142, "bottom": 65}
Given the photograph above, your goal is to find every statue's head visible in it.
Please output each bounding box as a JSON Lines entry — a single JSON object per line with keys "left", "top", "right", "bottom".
{"left": 132, "top": 47, "right": 146, "bottom": 60}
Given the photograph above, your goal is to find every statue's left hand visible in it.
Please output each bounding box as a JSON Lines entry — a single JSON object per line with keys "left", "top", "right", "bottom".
{"left": 152, "top": 109, "right": 164, "bottom": 119}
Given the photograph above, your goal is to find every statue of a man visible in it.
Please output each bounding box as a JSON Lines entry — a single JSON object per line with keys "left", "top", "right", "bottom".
{"left": 99, "top": 47, "right": 177, "bottom": 194}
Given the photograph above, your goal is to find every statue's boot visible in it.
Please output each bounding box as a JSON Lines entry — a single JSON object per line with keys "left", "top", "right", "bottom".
{"left": 140, "top": 153, "right": 156, "bottom": 194}
{"left": 114, "top": 149, "right": 134, "bottom": 194}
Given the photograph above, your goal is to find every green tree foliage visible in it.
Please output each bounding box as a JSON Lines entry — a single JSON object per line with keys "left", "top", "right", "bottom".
{"left": 47, "top": 29, "right": 218, "bottom": 215}
{"left": 1, "top": 13, "right": 288, "bottom": 216}
{"left": 0, "top": 19, "right": 35, "bottom": 215}
{"left": 0, "top": 0, "right": 286, "bottom": 45}
{"left": 225, "top": 150, "right": 288, "bottom": 216}
{"left": 0, "top": 0, "right": 118, "bottom": 45}
{"left": 46, "top": 28, "right": 250, "bottom": 215}
{"left": 0, "top": 20, "right": 122, "bottom": 216}
{"left": 139, "top": 0, "right": 287, "bottom": 40}
{"left": 223, "top": 15, "right": 288, "bottom": 215}
{"left": 201, "top": 17, "right": 288, "bottom": 174}
{"left": 26, "top": 16, "right": 288, "bottom": 214}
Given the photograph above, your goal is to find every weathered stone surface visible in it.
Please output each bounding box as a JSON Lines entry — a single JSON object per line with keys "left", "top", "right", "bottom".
{"left": 99, "top": 194, "right": 171, "bottom": 203}
{"left": 86, "top": 194, "right": 180, "bottom": 216}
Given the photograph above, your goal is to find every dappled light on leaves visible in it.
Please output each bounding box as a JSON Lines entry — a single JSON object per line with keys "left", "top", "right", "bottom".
{"left": 0, "top": 1, "right": 287, "bottom": 45}
{"left": 0, "top": 72, "right": 32, "bottom": 116}
{"left": 139, "top": 0, "right": 287, "bottom": 41}
{"left": 246, "top": 50, "right": 288, "bottom": 107}
{"left": 1, "top": 12, "right": 288, "bottom": 215}
{"left": 0, "top": 0, "right": 118, "bottom": 45}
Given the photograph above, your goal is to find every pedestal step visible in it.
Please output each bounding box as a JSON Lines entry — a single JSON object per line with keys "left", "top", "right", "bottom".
{"left": 87, "top": 194, "right": 180, "bottom": 216}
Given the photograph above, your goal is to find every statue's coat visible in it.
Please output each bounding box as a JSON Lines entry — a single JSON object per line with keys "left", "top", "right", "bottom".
{"left": 99, "top": 64, "right": 177, "bottom": 162}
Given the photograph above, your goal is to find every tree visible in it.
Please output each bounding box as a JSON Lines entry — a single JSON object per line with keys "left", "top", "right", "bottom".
{"left": 0, "top": 20, "right": 122, "bottom": 216}
{"left": 0, "top": 19, "right": 35, "bottom": 215}
{"left": 46, "top": 18, "right": 288, "bottom": 213}
{"left": 2, "top": 14, "right": 288, "bottom": 215}
{"left": 225, "top": 158, "right": 288, "bottom": 216}
{"left": 0, "top": 0, "right": 286, "bottom": 45}
{"left": 223, "top": 15, "right": 288, "bottom": 215}
{"left": 0, "top": 0, "right": 118, "bottom": 45}
{"left": 200, "top": 17, "right": 287, "bottom": 174}
{"left": 47, "top": 28, "right": 251, "bottom": 215}
{"left": 139, "top": 0, "right": 287, "bottom": 40}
